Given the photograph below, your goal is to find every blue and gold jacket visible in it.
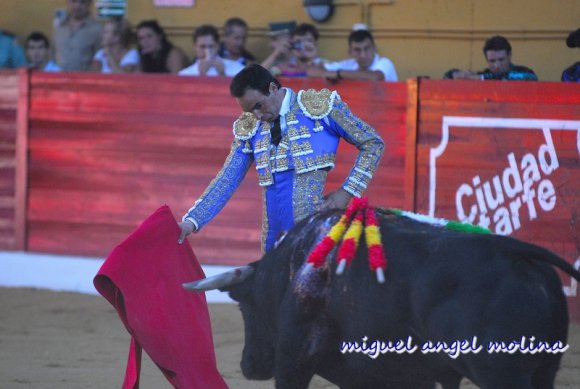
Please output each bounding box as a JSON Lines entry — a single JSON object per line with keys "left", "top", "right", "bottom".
{"left": 183, "top": 88, "right": 384, "bottom": 232}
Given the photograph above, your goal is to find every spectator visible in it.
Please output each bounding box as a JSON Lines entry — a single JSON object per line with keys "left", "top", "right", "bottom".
{"left": 0, "top": 29, "right": 27, "bottom": 69}
{"left": 445, "top": 35, "right": 538, "bottom": 81}
{"left": 310, "top": 28, "right": 398, "bottom": 82}
{"left": 90, "top": 18, "right": 138, "bottom": 73}
{"left": 561, "top": 28, "right": 580, "bottom": 82}
{"left": 260, "top": 21, "right": 296, "bottom": 72}
{"left": 218, "top": 17, "right": 255, "bottom": 66}
{"left": 25, "top": 32, "right": 61, "bottom": 71}
{"left": 272, "top": 23, "right": 325, "bottom": 77}
{"left": 136, "top": 19, "right": 188, "bottom": 74}
{"left": 179, "top": 24, "right": 244, "bottom": 77}
{"left": 53, "top": 0, "right": 102, "bottom": 71}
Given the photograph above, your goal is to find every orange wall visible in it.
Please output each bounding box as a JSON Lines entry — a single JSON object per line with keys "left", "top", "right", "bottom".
{"left": 2, "top": 0, "right": 579, "bottom": 81}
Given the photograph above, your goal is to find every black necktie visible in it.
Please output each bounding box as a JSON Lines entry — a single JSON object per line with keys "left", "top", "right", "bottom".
{"left": 271, "top": 116, "right": 282, "bottom": 146}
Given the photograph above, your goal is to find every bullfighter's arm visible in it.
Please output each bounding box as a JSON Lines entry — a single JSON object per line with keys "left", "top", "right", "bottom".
{"left": 181, "top": 138, "right": 253, "bottom": 231}
{"left": 328, "top": 98, "right": 385, "bottom": 197}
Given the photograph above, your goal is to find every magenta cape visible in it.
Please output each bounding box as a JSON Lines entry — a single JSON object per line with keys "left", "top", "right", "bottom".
{"left": 94, "top": 205, "right": 227, "bottom": 389}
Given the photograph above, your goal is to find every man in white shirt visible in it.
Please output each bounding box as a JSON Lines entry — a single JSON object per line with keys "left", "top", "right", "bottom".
{"left": 308, "top": 29, "right": 398, "bottom": 82}
{"left": 179, "top": 24, "right": 244, "bottom": 77}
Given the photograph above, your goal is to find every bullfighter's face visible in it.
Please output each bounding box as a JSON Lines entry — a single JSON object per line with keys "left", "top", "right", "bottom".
{"left": 236, "top": 82, "right": 284, "bottom": 123}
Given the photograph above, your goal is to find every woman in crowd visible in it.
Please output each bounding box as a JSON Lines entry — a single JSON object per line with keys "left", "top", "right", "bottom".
{"left": 136, "top": 19, "right": 188, "bottom": 73}
{"left": 91, "top": 18, "right": 139, "bottom": 73}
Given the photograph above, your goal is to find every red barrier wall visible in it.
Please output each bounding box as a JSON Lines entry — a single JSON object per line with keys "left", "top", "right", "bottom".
{"left": 1, "top": 72, "right": 579, "bottom": 321}
{"left": 24, "top": 72, "right": 407, "bottom": 265}
{"left": 410, "top": 79, "right": 580, "bottom": 322}
{"left": 0, "top": 70, "right": 26, "bottom": 251}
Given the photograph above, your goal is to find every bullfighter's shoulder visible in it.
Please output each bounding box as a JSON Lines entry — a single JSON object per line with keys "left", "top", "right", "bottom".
{"left": 233, "top": 112, "right": 259, "bottom": 140}
{"left": 297, "top": 88, "right": 339, "bottom": 120}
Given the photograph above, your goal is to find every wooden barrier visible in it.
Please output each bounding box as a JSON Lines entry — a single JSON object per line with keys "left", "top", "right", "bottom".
{"left": 2, "top": 71, "right": 579, "bottom": 320}
{"left": 24, "top": 72, "right": 407, "bottom": 265}
{"left": 0, "top": 70, "right": 27, "bottom": 251}
{"left": 409, "top": 79, "right": 580, "bottom": 321}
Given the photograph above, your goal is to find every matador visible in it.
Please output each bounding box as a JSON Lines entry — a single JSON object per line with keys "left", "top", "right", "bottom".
{"left": 178, "top": 64, "right": 384, "bottom": 251}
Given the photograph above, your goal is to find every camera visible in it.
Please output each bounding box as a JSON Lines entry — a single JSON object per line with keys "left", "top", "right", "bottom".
{"left": 290, "top": 41, "right": 305, "bottom": 50}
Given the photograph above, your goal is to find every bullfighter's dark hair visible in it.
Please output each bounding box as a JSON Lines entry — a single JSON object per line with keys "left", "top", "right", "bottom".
{"left": 483, "top": 35, "right": 512, "bottom": 55}
{"left": 230, "top": 64, "right": 282, "bottom": 98}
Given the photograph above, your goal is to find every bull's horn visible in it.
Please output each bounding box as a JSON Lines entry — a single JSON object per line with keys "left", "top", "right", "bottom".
{"left": 182, "top": 265, "right": 254, "bottom": 291}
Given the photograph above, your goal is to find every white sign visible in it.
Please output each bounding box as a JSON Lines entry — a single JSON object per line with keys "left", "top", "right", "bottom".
{"left": 429, "top": 117, "right": 580, "bottom": 227}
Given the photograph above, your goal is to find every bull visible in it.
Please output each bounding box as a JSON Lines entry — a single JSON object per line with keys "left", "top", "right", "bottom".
{"left": 184, "top": 208, "right": 580, "bottom": 389}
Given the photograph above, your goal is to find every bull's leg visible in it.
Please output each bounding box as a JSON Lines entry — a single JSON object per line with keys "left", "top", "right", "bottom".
{"left": 472, "top": 368, "right": 533, "bottom": 389}
{"left": 273, "top": 302, "right": 317, "bottom": 389}
{"left": 274, "top": 334, "right": 316, "bottom": 389}
{"left": 530, "top": 360, "right": 559, "bottom": 389}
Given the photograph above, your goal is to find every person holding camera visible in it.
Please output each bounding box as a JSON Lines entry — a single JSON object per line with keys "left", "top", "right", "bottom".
{"left": 260, "top": 21, "right": 296, "bottom": 73}
{"left": 270, "top": 23, "right": 326, "bottom": 77}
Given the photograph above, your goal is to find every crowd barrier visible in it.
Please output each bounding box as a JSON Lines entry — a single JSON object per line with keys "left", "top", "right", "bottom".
{"left": 1, "top": 69, "right": 578, "bottom": 320}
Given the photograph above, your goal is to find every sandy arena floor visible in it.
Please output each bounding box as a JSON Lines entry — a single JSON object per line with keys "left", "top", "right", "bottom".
{"left": 0, "top": 287, "right": 578, "bottom": 388}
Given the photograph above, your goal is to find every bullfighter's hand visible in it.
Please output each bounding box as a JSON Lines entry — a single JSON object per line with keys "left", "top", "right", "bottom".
{"left": 178, "top": 220, "right": 196, "bottom": 244}
{"left": 321, "top": 188, "right": 353, "bottom": 211}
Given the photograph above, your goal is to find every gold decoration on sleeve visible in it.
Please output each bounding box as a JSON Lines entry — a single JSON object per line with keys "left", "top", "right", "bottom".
{"left": 329, "top": 100, "right": 385, "bottom": 198}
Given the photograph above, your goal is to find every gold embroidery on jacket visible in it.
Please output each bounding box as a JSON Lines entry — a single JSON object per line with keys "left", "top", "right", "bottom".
{"left": 233, "top": 112, "right": 259, "bottom": 140}
{"left": 297, "top": 89, "right": 337, "bottom": 119}
{"left": 254, "top": 137, "right": 270, "bottom": 153}
{"left": 188, "top": 139, "right": 253, "bottom": 222}
{"left": 290, "top": 140, "right": 314, "bottom": 157}
{"left": 292, "top": 170, "right": 327, "bottom": 223}
{"left": 294, "top": 153, "right": 336, "bottom": 173}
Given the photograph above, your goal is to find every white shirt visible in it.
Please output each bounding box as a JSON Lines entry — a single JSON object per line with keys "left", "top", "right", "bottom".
{"left": 178, "top": 58, "right": 244, "bottom": 77}
{"left": 324, "top": 53, "right": 398, "bottom": 82}
{"left": 93, "top": 48, "right": 139, "bottom": 73}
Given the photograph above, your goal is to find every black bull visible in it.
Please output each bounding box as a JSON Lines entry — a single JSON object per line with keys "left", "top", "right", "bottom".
{"left": 184, "top": 208, "right": 580, "bottom": 389}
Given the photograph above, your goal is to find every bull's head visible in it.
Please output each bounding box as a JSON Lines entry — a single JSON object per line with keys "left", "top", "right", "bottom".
{"left": 183, "top": 264, "right": 277, "bottom": 380}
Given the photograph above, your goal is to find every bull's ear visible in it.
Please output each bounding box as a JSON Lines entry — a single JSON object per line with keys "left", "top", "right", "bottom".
{"left": 182, "top": 265, "right": 254, "bottom": 292}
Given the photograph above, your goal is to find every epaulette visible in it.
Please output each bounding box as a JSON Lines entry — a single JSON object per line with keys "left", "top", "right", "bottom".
{"left": 232, "top": 112, "right": 259, "bottom": 140}
{"left": 297, "top": 89, "right": 338, "bottom": 120}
